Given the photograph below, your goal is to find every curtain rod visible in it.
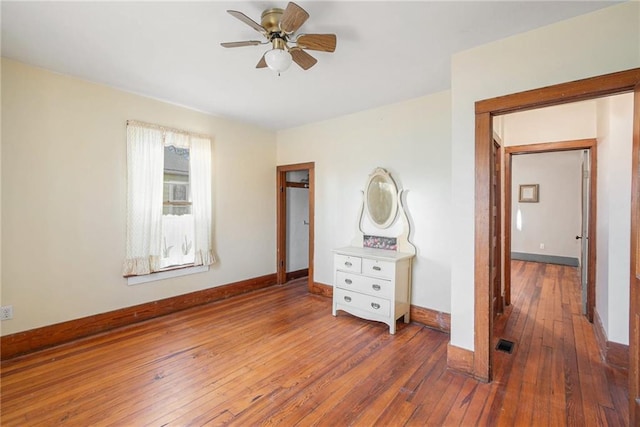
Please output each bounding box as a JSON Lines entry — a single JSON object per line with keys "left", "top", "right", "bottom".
{"left": 126, "top": 120, "right": 211, "bottom": 140}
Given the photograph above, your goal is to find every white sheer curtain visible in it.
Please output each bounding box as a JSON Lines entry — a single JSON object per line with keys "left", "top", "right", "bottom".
{"left": 165, "top": 131, "right": 189, "bottom": 150}
{"left": 161, "top": 214, "right": 195, "bottom": 267}
{"left": 190, "top": 136, "right": 215, "bottom": 266}
{"left": 123, "top": 125, "right": 164, "bottom": 276}
{"left": 123, "top": 121, "right": 215, "bottom": 277}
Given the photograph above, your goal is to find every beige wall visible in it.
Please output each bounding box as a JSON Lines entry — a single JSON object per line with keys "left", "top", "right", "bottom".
{"left": 450, "top": 1, "right": 640, "bottom": 350}
{"left": 510, "top": 151, "right": 582, "bottom": 259}
{"left": 277, "top": 92, "right": 453, "bottom": 314}
{"left": 1, "top": 59, "right": 277, "bottom": 335}
{"left": 501, "top": 100, "right": 597, "bottom": 146}
{"left": 596, "top": 93, "right": 634, "bottom": 344}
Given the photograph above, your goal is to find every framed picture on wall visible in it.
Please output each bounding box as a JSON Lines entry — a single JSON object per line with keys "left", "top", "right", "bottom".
{"left": 519, "top": 184, "right": 539, "bottom": 203}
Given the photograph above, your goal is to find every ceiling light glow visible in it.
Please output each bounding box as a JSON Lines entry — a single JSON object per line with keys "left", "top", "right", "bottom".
{"left": 265, "top": 48, "right": 292, "bottom": 75}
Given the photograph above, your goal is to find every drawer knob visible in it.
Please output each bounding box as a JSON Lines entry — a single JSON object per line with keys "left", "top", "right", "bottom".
{"left": 344, "top": 296, "right": 352, "bottom": 302}
{"left": 371, "top": 302, "right": 381, "bottom": 310}
{"left": 372, "top": 266, "right": 381, "bottom": 271}
{"left": 345, "top": 261, "right": 352, "bottom": 267}
{"left": 345, "top": 278, "right": 353, "bottom": 285}
{"left": 372, "top": 284, "right": 381, "bottom": 291}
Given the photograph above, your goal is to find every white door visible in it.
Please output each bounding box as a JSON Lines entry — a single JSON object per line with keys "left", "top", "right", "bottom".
{"left": 580, "top": 150, "right": 590, "bottom": 315}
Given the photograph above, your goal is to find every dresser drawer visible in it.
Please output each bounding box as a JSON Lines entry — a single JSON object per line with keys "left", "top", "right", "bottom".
{"left": 362, "top": 258, "right": 395, "bottom": 279}
{"left": 334, "top": 288, "right": 390, "bottom": 317}
{"left": 334, "top": 254, "right": 362, "bottom": 273}
{"left": 335, "top": 271, "right": 392, "bottom": 299}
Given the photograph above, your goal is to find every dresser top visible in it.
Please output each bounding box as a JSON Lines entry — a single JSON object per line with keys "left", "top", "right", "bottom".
{"left": 333, "top": 246, "right": 415, "bottom": 261}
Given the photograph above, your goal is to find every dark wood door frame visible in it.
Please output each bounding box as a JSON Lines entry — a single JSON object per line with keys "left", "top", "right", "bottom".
{"left": 473, "top": 67, "right": 640, "bottom": 420}
{"left": 630, "top": 83, "right": 640, "bottom": 424}
{"left": 504, "top": 139, "right": 597, "bottom": 322}
{"left": 276, "top": 162, "right": 315, "bottom": 291}
{"left": 492, "top": 140, "right": 503, "bottom": 316}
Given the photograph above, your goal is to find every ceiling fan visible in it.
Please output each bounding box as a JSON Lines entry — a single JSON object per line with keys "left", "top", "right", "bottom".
{"left": 220, "top": 2, "right": 337, "bottom": 75}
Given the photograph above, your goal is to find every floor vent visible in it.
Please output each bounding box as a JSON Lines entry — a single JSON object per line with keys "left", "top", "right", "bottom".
{"left": 496, "top": 339, "right": 515, "bottom": 354}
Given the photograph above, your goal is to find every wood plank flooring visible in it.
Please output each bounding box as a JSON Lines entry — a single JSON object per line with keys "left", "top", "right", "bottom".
{"left": 0, "top": 261, "right": 629, "bottom": 425}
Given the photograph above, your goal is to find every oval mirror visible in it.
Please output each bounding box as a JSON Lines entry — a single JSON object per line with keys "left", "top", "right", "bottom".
{"left": 365, "top": 168, "right": 398, "bottom": 229}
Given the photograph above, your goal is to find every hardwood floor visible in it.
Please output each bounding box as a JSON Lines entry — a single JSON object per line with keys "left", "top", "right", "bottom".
{"left": 491, "top": 261, "right": 629, "bottom": 426}
{"left": 0, "top": 261, "right": 629, "bottom": 425}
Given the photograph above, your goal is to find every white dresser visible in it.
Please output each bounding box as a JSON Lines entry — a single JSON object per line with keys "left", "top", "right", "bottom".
{"left": 332, "top": 246, "right": 414, "bottom": 334}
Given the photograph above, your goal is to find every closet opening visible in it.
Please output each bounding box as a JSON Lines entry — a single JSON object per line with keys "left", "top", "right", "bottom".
{"left": 276, "top": 162, "right": 315, "bottom": 291}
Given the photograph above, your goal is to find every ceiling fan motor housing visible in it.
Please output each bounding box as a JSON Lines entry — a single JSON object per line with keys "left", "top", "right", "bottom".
{"left": 261, "top": 8, "right": 284, "bottom": 34}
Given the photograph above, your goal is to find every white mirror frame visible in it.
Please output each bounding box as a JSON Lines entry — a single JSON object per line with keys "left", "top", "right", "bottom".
{"left": 351, "top": 168, "right": 416, "bottom": 255}
{"left": 364, "top": 168, "right": 399, "bottom": 229}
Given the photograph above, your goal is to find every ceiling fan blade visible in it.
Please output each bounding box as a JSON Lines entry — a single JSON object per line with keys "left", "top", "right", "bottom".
{"left": 296, "top": 34, "right": 337, "bottom": 52}
{"left": 279, "top": 2, "right": 309, "bottom": 34}
{"left": 220, "top": 40, "right": 263, "bottom": 48}
{"left": 290, "top": 48, "right": 317, "bottom": 70}
{"left": 227, "top": 10, "right": 266, "bottom": 34}
{"left": 256, "top": 53, "right": 267, "bottom": 69}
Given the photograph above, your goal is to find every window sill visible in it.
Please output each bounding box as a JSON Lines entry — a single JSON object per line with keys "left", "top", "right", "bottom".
{"left": 127, "top": 265, "right": 209, "bottom": 286}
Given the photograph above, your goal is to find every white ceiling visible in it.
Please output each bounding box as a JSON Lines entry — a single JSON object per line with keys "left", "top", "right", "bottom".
{"left": 1, "top": 1, "right": 619, "bottom": 130}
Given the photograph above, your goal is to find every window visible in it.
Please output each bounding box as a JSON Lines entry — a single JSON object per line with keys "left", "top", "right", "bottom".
{"left": 161, "top": 146, "right": 194, "bottom": 269}
{"left": 123, "top": 121, "right": 215, "bottom": 278}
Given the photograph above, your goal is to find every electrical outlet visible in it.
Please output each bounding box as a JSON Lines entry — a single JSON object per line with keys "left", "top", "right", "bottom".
{"left": 1, "top": 305, "right": 13, "bottom": 321}
{"left": 540, "top": 243, "right": 545, "bottom": 250}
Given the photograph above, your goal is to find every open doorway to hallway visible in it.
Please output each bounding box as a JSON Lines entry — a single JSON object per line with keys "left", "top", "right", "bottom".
{"left": 276, "top": 162, "right": 315, "bottom": 291}
{"left": 494, "top": 93, "right": 633, "bottom": 351}
{"left": 503, "top": 141, "right": 596, "bottom": 320}
{"left": 489, "top": 94, "right": 634, "bottom": 423}
{"left": 284, "top": 169, "right": 310, "bottom": 281}
{"left": 472, "top": 67, "right": 640, "bottom": 423}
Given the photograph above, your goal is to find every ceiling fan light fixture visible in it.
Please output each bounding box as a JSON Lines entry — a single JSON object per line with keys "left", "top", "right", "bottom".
{"left": 264, "top": 48, "right": 292, "bottom": 75}
{"left": 222, "top": 3, "right": 334, "bottom": 73}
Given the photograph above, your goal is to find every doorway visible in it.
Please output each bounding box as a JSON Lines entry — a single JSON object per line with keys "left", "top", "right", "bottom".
{"left": 276, "top": 162, "right": 315, "bottom": 291}
{"left": 503, "top": 139, "right": 597, "bottom": 321}
{"left": 473, "top": 68, "right": 640, "bottom": 424}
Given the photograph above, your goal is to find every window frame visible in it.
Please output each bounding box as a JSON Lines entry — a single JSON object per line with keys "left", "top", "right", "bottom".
{"left": 123, "top": 120, "right": 214, "bottom": 281}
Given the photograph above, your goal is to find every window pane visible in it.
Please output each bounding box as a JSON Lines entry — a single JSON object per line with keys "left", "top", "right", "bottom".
{"left": 163, "top": 146, "right": 191, "bottom": 215}
{"left": 161, "top": 145, "right": 195, "bottom": 268}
